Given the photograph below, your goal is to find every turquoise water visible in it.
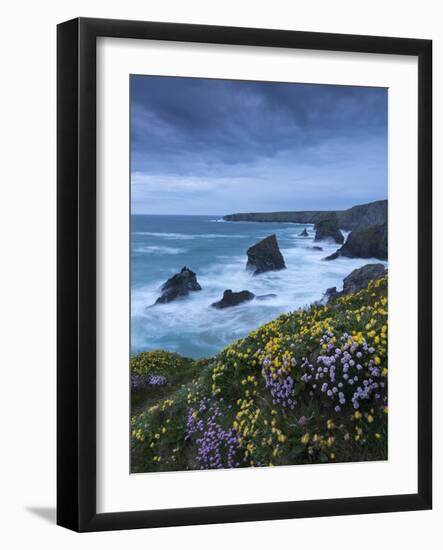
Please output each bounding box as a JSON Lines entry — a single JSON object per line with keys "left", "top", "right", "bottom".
{"left": 131, "top": 215, "right": 385, "bottom": 358}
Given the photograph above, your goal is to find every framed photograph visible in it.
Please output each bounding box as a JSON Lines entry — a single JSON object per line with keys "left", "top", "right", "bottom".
{"left": 57, "top": 17, "right": 432, "bottom": 532}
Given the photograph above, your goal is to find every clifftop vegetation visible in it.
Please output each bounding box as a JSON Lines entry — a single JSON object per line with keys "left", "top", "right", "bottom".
{"left": 131, "top": 275, "right": 388, "bottom": 473}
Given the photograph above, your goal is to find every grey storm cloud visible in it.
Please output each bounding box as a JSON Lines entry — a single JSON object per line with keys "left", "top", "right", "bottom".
{"left": 130, "top": 75, "right": 387, "bottom": 215}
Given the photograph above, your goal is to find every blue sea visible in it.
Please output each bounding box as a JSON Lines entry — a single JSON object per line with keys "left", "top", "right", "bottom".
{"left": 131, "top": 215, "right": 386, "bottom": 358}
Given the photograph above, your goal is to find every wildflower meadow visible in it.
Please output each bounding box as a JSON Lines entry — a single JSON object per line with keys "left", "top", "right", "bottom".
{"left": 131, "top": 274, "right": 388, "bottom": 472}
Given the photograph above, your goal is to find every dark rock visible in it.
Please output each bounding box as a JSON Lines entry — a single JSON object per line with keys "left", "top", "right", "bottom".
{"left": 326, "top": 286, "right": 338, "bottom": 296}
{"left": 299, "top": 228, "right": 309, "bottom": 237}
{"left": 246, "top": 234, "right": 286, "bottom": 275}
{"left": 323, "top": 251, "right": 339, "bottom": 261}
{"left": 341, "top": 224, "right": 387, "bottom": 260}
{"left": 337, "top": 200, "right": 387, "bottom": 231}
{"left": 323, "top": 263, "right": 386, "bottom": 303}
{"left": 320, "top": 286, "right": 339, "bottom": 304}
{"left": 256, "top": 293, "right": 278, "bottom": 301}
{"left": 155, "top": 266, "right": 202, "bottom": 304}
{"left": 327, "top": 224, "right": 387, "bottom": 261}
{"left": 342, "top": 264, "right": 386, "bottom": 294}
{"left": 211, "top": 289, "right": 255, "bottom": 309}
{"left": 314, "top": 213, "right": 344, "bottom": 244}
{"left": 311, "top": 246, "right": 323, "bottom": 251}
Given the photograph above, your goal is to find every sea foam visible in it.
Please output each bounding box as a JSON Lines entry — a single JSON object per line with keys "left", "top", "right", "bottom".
{"left": 131, "top": 219, "right": 386, "bottom": 359}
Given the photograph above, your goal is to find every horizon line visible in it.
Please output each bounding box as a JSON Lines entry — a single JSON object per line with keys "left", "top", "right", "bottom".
{"left": 131, "top": 197, "right": 387, "bottom": 217}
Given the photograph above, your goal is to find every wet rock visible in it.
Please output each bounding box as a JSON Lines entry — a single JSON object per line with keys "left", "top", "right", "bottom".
{"left": 323, "top": 251, "right": 339, "bottom": 261}
{"left": 314, "top": 213, "right": 344, "bottom": 244}
{"left": 325, "top": 224, "right": 387, "bottom": 261}
{"left": 246, "top": 234, "right": 286, "bottom": 275}
{"left": 155, "top": 266, "right": 202, "bottom": 304}
{"left": 340, "top": 224, "right": 387, "bottom": 260}
{"left": 325, "top": 286, "right": 339, "bottom": 300}
{"left": 299, "top": 228, "right": 309, "bottom": 237}
{"left": 310, "top": 246, "right": 323, "bottom": 251}
{"left": 211, "top": 289, "right": 255, "bottom": 309}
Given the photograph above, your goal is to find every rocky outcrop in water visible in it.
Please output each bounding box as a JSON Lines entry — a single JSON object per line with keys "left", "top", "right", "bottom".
{"left": 323, "top": 263, "right": 386, "bottom": 303}
{"left": 246, "top": 234, "right": 286, "bottom": 275}
{"left": 155, "top": 266, "right": 202, "bottom": 304}
{"left": 299, "top": 228, "right": 309, "bottom": 237}
{"left": 211, "top": 289, "right": 255, "bottom": 309}
{"left": 314, "top": 213, "right": 344, "bottom": 244}
{"left": 223, "top": 199, "right": 387, "bottom": 231}
{"left": 325, "top": 224, "right": 387, "bottom": 261}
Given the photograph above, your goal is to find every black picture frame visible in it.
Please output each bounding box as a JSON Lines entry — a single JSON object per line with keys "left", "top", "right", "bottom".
{"left": 57, "top": 17, "right": 432, "bottom": 532}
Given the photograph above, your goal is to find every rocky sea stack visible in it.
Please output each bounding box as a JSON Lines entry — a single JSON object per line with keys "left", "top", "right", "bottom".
{"left": 246, "top": 234, "right": 286, "bottom": 275}
{"left": 314, "top": 213, "right": 344, "bottom": 244}
{"left": 211, "top": 289, "right": 255, "bottom": 309}
{"left": 155, "top": 266, "right": 202, "bottom": 304}
{"left": 299, "top": 228, "right": 309, "bottom": 237}
{"left": 325, "top": 224, "right": 387, "bottom": 261}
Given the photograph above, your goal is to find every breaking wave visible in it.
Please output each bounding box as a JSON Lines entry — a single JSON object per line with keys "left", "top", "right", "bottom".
{"left": 131, "top": 217, "right": 386, "bottom": 358}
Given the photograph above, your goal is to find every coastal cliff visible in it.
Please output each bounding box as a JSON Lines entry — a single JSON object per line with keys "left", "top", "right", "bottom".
{"left": 223, "top": 199, "right": 387, "bottom": 231}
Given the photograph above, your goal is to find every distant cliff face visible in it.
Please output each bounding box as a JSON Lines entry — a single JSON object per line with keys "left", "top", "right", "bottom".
{"left": 337, "top": 200, "right": 387, "bottom": 231}
{"left": 223, "top": 200, "right": 387, "bottom": 231}
{"left": 223, "top": 210, "right": 322, "bottom": 224}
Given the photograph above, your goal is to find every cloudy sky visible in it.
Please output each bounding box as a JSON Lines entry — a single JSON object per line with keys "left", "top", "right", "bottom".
{"left": 131, "top": 76, "right": 387, "bottom": 215}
